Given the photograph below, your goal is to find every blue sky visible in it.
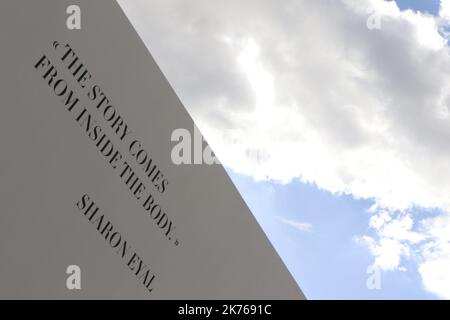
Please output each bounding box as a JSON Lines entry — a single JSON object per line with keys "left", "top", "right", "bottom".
{"left": 227, "top": 169, "right": 436, "bottom": 299}
{"left": 225, "top": 0, "right": 444, "bottom": 299}
{"left": 396, "top": 0, "right": 440, "bottom": 14}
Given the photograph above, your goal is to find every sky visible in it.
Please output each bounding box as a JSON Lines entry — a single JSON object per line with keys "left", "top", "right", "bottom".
{"left": 119, "top": 0, "right": 450, "bottom": 299}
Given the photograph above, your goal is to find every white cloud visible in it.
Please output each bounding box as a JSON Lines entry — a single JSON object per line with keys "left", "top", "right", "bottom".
{"left": 360, "top": 236, "right": 410, "bottom": 271}
{"left": 418, "top": 237, "right": 450, "bottom": 299}
{"left": 357, "top": 210, "right": 424, "bottom": 271}
{"left": 119, "top": 0, "right": 450, "bottom": 298}
{"left": 279, "top": 217, "right": 312, "bottom": 232}
{"left": 440, "top": 0, "right": 450, "bottom": 20}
